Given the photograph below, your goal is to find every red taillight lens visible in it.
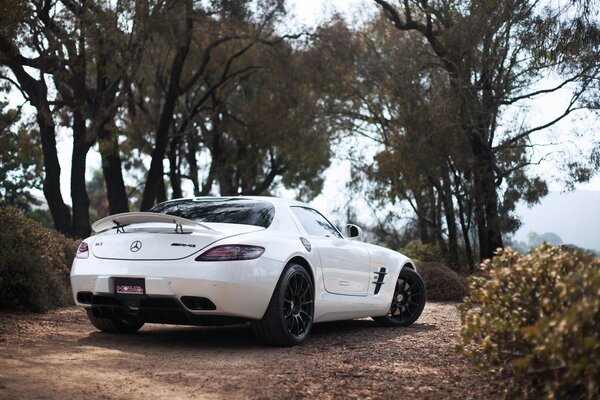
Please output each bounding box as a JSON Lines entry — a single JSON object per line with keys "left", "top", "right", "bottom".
{"left": 76, "top": 242, "right": 89, "bottom": 259}
{"left": 195, "top": 245, "right": 265, "bottom": 261}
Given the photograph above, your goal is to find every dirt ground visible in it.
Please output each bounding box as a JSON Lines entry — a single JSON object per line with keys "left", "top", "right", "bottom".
{"left": 0, "top": 302, "right": 506, "bottom": 399}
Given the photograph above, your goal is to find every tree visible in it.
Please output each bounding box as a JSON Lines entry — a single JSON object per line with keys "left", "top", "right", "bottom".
{"left": 0, "top": 28, "right": 72, "bottom": 233}
{"left": 129, "top": 1, "right": 331, "bottom": 207}
{"left": 527, "top": 231, "right": 563, "bottom": 248}
{"left": 0, "top": 0, "right": 152, "bottom": 235}
{"left": 137, "top": 0, "right": 289, "bottom": 210}
{"left": 0, "top": 98, "right": 43, "bottom": 210}
{"left": 366, "top": 0, "right": 600, "bottom": 260}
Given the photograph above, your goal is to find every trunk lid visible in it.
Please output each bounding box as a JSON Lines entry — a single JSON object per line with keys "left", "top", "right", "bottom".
{"left": 90, "top": 221, "right": 262, "bottom": 261}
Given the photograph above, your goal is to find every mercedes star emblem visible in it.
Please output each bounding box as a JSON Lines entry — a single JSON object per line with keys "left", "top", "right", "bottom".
{"left": 130, "top": 240, "right": 142, "bottom": 252}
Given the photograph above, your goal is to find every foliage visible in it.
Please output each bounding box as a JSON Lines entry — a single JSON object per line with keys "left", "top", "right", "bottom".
{"left": 327, "top": 0, "right": 600, "bottom": 267}
{"left": 0, "top": 206, "right": 78, "bottom": 312}
{"left": 417, "top": 262, "right": 467, "bottom": 302}
{"left": 459, "top": 244, "right": 600, "bottom": 399}
{"left": 400, "top": 240, "right": 445, "bottom": 264}
{"left": 23, "top": 208, "right": 54, "bottom": 229}
{"left": 0, "top": 100, "right": 43, "bottom": 210}
{"left": 505, "top": 231, "right": 565, "bottom": 254}
{"left": 527, "top": 231, "right": 563, "bottom": 248}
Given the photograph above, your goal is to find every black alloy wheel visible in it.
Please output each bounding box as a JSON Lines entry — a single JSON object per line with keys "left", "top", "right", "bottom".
{"left": 252, "top": 263, "right": 314, "bottom": 346}
{"left": 282, "top": 269, "right": 313, "bottom": 339}
{"left": 374, "top": 267, "right": 426, "bottom": 327}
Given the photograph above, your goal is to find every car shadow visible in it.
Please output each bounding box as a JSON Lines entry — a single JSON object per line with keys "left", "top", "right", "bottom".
{"left": 76, "top": 318, "right": 438, "bottom": 354}
{"left": 77, "top": 323, "right": 259, "bottom": 351}
{"left": 312, "top": 318, "right": 437, "bottom": 335}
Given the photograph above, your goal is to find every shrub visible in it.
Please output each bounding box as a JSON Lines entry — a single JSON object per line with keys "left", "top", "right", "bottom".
{"left": 417, "top": 262, "right": 467, "bottom": 301}
{"left": 400, "top": 240, "right": 444, "bottom": 264}
{"left": 0, "top": 206, "right": 78, "bottom": 312}
{"left": 459, "top": 244, "right": 600, "bottom": 399}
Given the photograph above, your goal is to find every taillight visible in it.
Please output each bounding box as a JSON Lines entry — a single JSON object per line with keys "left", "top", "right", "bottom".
{"left": 195, "top": 245, "right": 265, "bottom": 261}
{"left": 76, "top": 242, "right": 89, "bottom": 259}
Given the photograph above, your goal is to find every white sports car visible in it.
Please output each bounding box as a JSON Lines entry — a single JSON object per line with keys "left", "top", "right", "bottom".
{"left": 71, "top": 196, "right": 426, "bottom": 346}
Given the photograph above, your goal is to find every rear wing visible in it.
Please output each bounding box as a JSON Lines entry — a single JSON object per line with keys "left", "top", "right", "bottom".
{"left": 92, "top": 212, "right": 214, "bottom": 233}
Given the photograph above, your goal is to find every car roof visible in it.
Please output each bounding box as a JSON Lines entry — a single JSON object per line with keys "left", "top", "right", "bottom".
{"left": 157, "top": 196, "right": 311, "bottom": 209}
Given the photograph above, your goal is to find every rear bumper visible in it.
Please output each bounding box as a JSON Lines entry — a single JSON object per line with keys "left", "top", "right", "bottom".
{"left": 82, "top": 293, "right": 249, "bottom": 326}
{"left": 70, "top": 255, "right": 284, "bottom": 321}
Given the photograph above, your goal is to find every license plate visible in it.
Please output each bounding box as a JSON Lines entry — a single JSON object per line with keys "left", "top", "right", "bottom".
{"left": 114, "top": 278, "right": 145, "bottom": 295}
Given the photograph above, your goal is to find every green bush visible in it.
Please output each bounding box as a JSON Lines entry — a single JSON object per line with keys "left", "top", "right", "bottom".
{"left": 459, "top": 244, "right": 600, "bottom": 399}
{"left": 417, "top": 262, "right": 467, "bottom": 301}
{"left": 0, "top": 206, "right": 78, "bottom": 312}
{"left": 400, "top": 240, "right": 445, "bottom": 264}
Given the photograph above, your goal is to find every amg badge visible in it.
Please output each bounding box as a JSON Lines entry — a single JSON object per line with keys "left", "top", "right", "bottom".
{"left": 171, "top": 243, "right": 196, "bottom": 248}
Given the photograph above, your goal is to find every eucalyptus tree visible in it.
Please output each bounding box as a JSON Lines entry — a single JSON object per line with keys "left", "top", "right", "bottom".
{"left": 368, "top": 0, "right": 600, "bottom": 260}
{"left": 0, "top": 0, "right": 155, "bottom": 235}
{"left": 136, "top": 0, "right": 293, "bottom": 210}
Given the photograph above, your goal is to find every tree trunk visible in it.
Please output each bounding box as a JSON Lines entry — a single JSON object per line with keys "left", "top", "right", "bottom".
{"left": 469, "top": 128, "right": 503, "bottom": 260}
{"left": 413, "top": 190, "right": 431, "bottom": 244}
{"left": 433, "top": 187, "right": 449, "bottom": 261}
{"left": 98, "top": 124, "right": 129, "bottom": 214}
{"left": 441, "top": 174, "right": 459, "bottom": 267}
{"left": 456, "top": 193, "right": 475, "bottom": 271}
{"left": 3, "top": 57, "right": 72, "bottom": 234}
{"left": 70, "top": 110, "right": 94, "bottom": 237}
{"left": 186, "top": 132, "right": 201, "bottom": 196}
{"left": 168, "top": 135, "right": 183, "bottom": 199}
{"left": 38, "top": 96, "right": 72, "bottom": 235}
{"left": 157, "top": 176, "right": 167, "bottom": 204}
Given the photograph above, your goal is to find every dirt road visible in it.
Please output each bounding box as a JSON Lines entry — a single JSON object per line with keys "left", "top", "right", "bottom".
{"left": 0, "top": 303, "right": 504, "bottom": 399}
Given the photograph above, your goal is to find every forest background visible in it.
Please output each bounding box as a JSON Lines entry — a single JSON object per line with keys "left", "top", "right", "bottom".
{"left": 1, "top": 0, "right": 599, "bottom": 270}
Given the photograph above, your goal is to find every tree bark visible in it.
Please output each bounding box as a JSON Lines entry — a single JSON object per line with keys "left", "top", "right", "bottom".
{"left": 456, "top": 193, "right": 475, "bottom": 271}
{"left": 413, "top": 190, "right": 431, "bottom": 245}
{"left": 186, "top": 131, "right": 202, "bottom": 196}
{"left": 469, "top": 128, "right": 503, "bottom": 260}
{"left": 97, "top": 124, "right": 129, "bottom": 214}
{"left": 441, "top": 174, "right": 459, "bottom": 267}
{"left": 70, "top": 110, "right": 94, "bottom": 237}
{"left": 168, "top": 135, "right": 183, "bottom": 199}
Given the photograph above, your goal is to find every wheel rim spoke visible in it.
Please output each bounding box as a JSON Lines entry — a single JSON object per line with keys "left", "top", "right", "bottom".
{"left": 386, "top": 272, "right": 423, "bottom": 322}
{"left": 283, "top": 270, "right": 314, "bottom": 339}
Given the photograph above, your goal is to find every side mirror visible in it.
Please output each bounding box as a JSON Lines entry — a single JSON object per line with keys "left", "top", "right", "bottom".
{"left": 345, "top": 224, "right": 362, "bottom": 239}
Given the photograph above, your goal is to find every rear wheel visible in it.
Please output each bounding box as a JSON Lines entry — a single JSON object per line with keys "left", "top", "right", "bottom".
{"left": 373, "top": 268, "right": 426, "bottom": 327}
{"left": 252, "top": 263, "right": 314, "bottom": 346}
{"left": 85, "top": 308, "right": 145, "bottom": 333}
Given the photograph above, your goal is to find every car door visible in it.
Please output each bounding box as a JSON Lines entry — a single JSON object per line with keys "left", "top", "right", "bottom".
{"left": 290, "top": 206, "right": 371, "bottom": 296}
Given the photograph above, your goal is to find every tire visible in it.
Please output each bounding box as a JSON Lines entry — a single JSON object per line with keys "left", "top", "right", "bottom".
{"left": 252, "top": 263, "right": 314, "bottom": 346}
{"left": 85, "top": 308, "right": 145, "bottom": 334}
{"left": 373, "top": 268, "right": 426, "bottom": 327}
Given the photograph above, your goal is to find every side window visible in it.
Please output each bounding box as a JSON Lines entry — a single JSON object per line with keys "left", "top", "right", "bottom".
{"left": 291, "top": 207, "right": 343, "bottom": 238}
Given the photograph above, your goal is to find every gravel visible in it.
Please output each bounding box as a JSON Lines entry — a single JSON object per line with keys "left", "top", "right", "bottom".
{"left": 0, "top": 302, "right": 506, "bottom": 399}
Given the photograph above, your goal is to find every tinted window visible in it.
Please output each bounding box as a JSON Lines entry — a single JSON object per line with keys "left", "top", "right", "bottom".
{"left": 151, "top": 199, "right": 275, "bottom": 228}
{"left": 291, "top": 207, "right": 342, "bottom": 238}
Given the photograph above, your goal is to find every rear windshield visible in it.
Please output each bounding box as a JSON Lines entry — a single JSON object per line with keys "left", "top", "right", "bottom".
{"left": 150, "top": 199, "right": 275, "bottom": 228}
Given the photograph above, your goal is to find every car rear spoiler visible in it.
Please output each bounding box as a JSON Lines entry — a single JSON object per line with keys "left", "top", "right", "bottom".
{"left": 92, "top": 212, "right": 214, "bottom": 233}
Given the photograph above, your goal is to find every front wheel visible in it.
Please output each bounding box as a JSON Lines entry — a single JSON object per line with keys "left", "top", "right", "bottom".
{"left": 85, "top": 308, "right": 145, "bottom": 333}
{"left": 373, "top": 268, "right": 426, "bottom": 327}
{"left": 252, "top": 263, "right": 314, "bottom": 346}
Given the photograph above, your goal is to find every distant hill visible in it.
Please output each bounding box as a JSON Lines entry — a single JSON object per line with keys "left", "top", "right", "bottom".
{"left": 514, "top": 191, "right": 600, "bottom": 252}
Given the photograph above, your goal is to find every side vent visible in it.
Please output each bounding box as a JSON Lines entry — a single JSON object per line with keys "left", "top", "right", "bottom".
{"left": 372, "top": 267, "right": 387, "bottom": 295}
